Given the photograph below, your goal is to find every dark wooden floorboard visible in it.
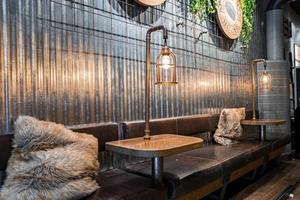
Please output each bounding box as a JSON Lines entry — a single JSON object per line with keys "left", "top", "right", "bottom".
{"left": 202, "top": 157, "right": 300, "bottom": 200}
{"left": 232, "top": 158, "right": 300, "bottom": 200}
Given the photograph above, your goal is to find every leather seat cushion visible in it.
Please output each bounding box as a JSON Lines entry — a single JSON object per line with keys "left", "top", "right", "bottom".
{"left": 82, "top": 169, "right": 166, "bottom": 200}
{"left": 182, "top": 144, "right": 253, "bottom": 174}
{"left": 163, "top": 155, "right": 222, "bottom": 198}
{"left": 271, "top": 135, "right": 290, "bottom": 150}
{"left": 125, "top": 154, "right": 222, "bottom": 199}
{"left": 234, "top": 140, "right": 272, "bottom": 160}
{"left": 126, "top": 154, "right": 222, "bottom": 184}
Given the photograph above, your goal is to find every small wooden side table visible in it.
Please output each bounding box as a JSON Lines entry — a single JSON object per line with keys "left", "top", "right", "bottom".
{"left": 106, "top": 134, "right": 203, "bottom": 186}
{"left": 241, "top": 119, "right": 286, "bottom": 142}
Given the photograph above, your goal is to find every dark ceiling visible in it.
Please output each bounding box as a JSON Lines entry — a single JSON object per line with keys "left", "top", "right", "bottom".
{"left": 290, "top": 0, "right": 300, "bottom": 15}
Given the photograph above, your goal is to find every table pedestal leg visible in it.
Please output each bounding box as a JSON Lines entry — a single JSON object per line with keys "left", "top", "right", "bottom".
{"left": 260, "top": 125, "right": 267, "bottom": 142}
{"left": 151, "top": 157, "right": 163, "bottom": 187}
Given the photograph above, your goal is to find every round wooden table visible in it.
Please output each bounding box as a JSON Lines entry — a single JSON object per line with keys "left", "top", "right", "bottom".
{"left": 241, "top": 119, "right": 286, "bottom": 142}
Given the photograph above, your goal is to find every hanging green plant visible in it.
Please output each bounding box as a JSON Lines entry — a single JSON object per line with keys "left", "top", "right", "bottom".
{"left": 241, "top": 0, "right": 256, "bottom": 47}
{"left": 189, "top": 0, "right": 256, "bottom": 47}
{"left": 190, "top": 0, "right": 216, "bottom": 20}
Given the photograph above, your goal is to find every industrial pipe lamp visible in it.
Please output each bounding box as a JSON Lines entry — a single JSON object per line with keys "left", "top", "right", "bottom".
{"left": 251, "top": 59, "right": 272, "bottom": 120}
{"left": 144, "top": 25, "right": 177, "bottom": 140}
{"left": 259, "top": 65, "right": 272, "bottom": 93}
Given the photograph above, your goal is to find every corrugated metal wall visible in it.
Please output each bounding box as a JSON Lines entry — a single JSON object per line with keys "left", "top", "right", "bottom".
{"left": 258, "top": 61, "right": 290, "bottom": 137}
{"left": 0, "top": 0, "right": 265, "bottom": 134}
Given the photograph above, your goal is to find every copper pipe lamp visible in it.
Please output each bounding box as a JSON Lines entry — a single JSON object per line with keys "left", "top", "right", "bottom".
{"left": 144, "top": 25, "right": 177, "bottom": 140}
{"left": 251, "top": 59, "right": 272, "bottom": 120}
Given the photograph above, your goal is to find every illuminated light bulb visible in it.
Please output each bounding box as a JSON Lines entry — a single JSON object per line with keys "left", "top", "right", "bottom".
{"left": 160, "top": 55, "right": 173, "bottom": 69}
{"left": 259, "top": 71, "right": 272, "bottom": 93}
{"left": 262, "top": 74, "right": 269, "bottom": 83}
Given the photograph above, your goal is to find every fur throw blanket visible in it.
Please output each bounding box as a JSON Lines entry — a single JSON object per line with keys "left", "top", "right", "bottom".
{"left": 213, "top": 108, "right": 246, "bottom": 145}
{"left": 0, "top": 116, "right": 99, "bottom": 200}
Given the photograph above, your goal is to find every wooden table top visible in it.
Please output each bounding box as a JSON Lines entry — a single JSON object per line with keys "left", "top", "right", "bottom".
{"left": 105, "top": 134, "right": 203, "bottom": 158}
{"left": 241, "top": 119, "right": 286, "bottom": 126}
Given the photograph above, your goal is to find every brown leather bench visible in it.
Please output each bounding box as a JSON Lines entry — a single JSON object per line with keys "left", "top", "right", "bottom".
{"left": 0, "top": 134, "right": 13, "bottom": 187}
{"left": 0, "top": 114, "right": 289, "bottom": 200}
{"left": 122, "top": 111, "right": 289, "bottom": 200}
{"left": 0, "top": 123, "right": 167, "bottom": 200}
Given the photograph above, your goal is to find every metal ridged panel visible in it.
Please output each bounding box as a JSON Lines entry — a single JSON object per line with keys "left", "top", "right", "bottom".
{"left": 0, "top": 0, "right": 265, "bottom": 134}
{"left": 258, "top": 61, "right": 290, "bottom": 137}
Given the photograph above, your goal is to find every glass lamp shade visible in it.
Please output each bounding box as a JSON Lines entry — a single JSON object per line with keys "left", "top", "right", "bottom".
{"left": 259, "top": 70, "right": 272, "bottom": 93}
{"left": 155, "top": 46, "right": 177, "bottom": 84}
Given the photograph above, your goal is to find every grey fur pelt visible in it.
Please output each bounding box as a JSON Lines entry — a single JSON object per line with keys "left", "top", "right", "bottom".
{"left": 0, "top": 116, "right": 99, "bottom": 200}
{"left": 213, "top": 108, "right": 245, "bottom": 145}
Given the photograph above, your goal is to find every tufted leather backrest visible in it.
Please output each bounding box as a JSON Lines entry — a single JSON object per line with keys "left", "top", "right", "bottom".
{"left": 122, "top": 110, "right": 257, "bottom": 139}
{"left": 68, "top": 122, "right": 119, "bottom": 152}
{"left": 122, "top": 118, "right": 178, "bottom": 139}
{"left": 69, "top": 123, "right": 119, "bottom": 171}
{"left": 0, "top": 134, "right": 13, "bottom": 186}
{"left": 0, "top": 134, "right": 13, "bottom": 171}
{"left": 177, "top": 114, "right": 215, "bottom": 136}
{"left": 122, "top": 114, "right": 217, "bottom": 139}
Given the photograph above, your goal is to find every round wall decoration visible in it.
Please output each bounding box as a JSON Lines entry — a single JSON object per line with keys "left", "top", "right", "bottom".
{"left": 134, "top": 0, "right": 166, "bottom": 6}
{"left": 216, "top": 0, "right": 243, "bottom": 39}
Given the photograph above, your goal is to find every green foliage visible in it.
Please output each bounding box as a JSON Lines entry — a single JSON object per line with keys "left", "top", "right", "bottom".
{"left": 241, "top": 0, "right": 256, "bottom": 47}
{"left": 189, "top": 0, "right": 256, "bottom": 47}
{"left": 190, "top": 0, "right": 216, "bottom": 20}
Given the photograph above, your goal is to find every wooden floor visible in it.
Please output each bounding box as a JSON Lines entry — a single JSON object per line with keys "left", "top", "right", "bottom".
{"left": 230, "top": 157, "right": 300, "bottom": 200}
